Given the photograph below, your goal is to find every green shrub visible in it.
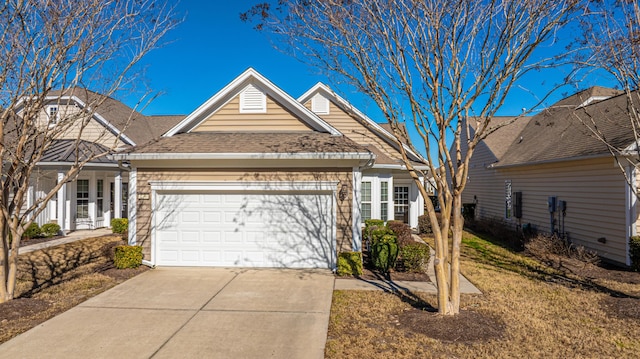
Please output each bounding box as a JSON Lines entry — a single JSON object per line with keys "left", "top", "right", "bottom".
{"left": 41, "top": 223, "right": 61, "bottom": 238}
{"left": 418, "top": 215, "right": 432, "bottom": 234}
{"left": 111, "top": 218, "right": 128, "bottom": 234}
{"left": 22, "top": 222, "right": 41, "bottom": 239}
{"left": 114, "top": 245, "right": 143, "bottom": 269}
{"left": 387, "top": 220, "right": 413, "bottom": 247}
{"left": 364, "top": 219, "right": 384, "bottom": 228}
{"left": 630, "top": 236, "right": 640, "bottom": 271}
{"left": 371, "top": 234, "right": 398, "bottom": 273}
{"left": 399, "top": 242, "right": 430, "bottom": 273}
{"left": 336, "top": 251, "right": 363, "bottom": 276}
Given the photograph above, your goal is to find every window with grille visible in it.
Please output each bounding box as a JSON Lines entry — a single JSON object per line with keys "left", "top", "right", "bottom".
{"left": 380, "top": 181, "right": 389, "bottom": 220}
{"left": 96, "top": 179, "right": 104, "bottom": 218}
{"left": 361, "top": 181, "right": 372, "bottom": 221}
{"left": 76, "top": 179, "right": 89, "bottom": 219}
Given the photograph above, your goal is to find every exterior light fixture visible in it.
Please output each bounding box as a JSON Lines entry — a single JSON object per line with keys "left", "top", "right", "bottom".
{"left": 339, "top": 184, "right": 348, "bottom": 202}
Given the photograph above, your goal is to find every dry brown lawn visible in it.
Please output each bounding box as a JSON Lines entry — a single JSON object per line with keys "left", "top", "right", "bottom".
{"left": 0, "top": 235, "right": 148, "bottom": 344}
{"left": 325, "top": 231, "right": 640, "bottom": 358}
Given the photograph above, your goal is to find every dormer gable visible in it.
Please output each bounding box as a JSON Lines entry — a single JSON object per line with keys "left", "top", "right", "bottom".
{"left": 164, "top": 68, "right": 341, "bottom": 136}
{"left": 299, "top": 83, "right": 426, "bottom": 165}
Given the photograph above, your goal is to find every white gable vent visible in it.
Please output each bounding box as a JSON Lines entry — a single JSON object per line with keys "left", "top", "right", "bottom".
{"left": 311, "top": 93, "right": 330, "bottom": 115}
{"left": 240, "top": 83, "right": 267, "bottom": 113}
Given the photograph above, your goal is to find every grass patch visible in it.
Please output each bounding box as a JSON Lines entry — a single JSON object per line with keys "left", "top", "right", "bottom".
{"left": 0, "top": 235, "right": 148, "bottom": 344}
{"left": 326, "top": 230, "right": 640, "bottom": 358}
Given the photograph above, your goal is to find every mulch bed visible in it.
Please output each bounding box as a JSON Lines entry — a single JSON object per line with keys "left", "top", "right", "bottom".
{"left": 344, "top": 250, "right": 431, "bottom": 282}
{"left": 398, "top": 307, "right": 505, "bottom": 343}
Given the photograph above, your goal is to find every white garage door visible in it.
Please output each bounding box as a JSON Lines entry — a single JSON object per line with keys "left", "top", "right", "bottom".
{"left": 154, "top": 191, "right": 335, "bottom": 268}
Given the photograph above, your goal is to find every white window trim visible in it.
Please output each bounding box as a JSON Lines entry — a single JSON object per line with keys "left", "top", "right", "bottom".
{"left": 47, "top": 105, "right": 59, "bottom": 125}
{"left": 239, "top": 83, "right": 267, "bottom": 113}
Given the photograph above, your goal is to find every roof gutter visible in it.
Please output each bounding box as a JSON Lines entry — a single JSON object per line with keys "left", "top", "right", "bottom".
{"left": 489, "top": 152, "right": 612, "bottom": 169}
{"left": 372, "top": 163, "right": 431, "bottom": 171}
{"left": 110, "top": 152, "right": 374, "bottom": 161}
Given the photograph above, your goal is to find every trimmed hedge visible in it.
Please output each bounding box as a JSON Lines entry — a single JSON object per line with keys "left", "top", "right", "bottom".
{"left": 631, "top": 236, "right": 640, "bottom": 271}
{"left": 371, "top": 234, "right": 398, "bottom": 273}
{"left": 23, "top": 223, "right": 41, "bottom": 239}
{"left": 111, "top": 218, "right": 128, "bottom": 234}
{"left": 336, "top": 252, "right": 363, "bottom": 276}
{"left": 399, "top": 242, "right": 430, "bottom": 273}
{"left": 41, "top": 223, "right": 61, "bottom": 238}
{"left": 114, "top": 245, "right": 143, "bottom": 269}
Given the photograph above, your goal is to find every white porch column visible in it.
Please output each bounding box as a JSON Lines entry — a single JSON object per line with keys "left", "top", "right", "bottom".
{"left": 352, "top": 167, "right": 362, "bottom": 252}
{"left": 56, "top": 171, "right": 67, "bottom": 234}
{"left": 26, "top": 184, "right": 34, "bottom": 221}
{"left": 128, "top": 168, "right": 137, "bottom": 246}
{"left": 114, "top": 171, "right": 122, "bottom": 219}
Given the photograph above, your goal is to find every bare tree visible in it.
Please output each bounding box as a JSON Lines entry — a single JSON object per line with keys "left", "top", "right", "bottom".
{"left": 0, "top": 0, "right": 177, "bottom": 303}
{"left": 243, "top": 0, "right": 581, "bottom": 315}
{"left": 573, "top": 0, "right": 640, "bottom": 194}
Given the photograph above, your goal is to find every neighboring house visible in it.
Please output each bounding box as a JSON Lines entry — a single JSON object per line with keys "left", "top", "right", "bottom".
{"left": 114, "top": 68, "right": 429, "bottom": 269}
{"left": 462, "top": 86, "right": 639, "bottom": 266}
{"left": 21, "top": 89, "right": 184, "bottom": 233}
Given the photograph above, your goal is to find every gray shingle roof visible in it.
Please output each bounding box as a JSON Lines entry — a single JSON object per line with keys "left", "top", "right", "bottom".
{"left": 129, "top": 131, "right": 371, "bottom": 155}
{"left": 495, "top": 88, "right": 637, "bottom": 167}
{"left": 49, "top": 88, "right": 185, "bottom": 145}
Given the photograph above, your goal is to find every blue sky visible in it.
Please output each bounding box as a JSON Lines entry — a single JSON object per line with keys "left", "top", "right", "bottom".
{"left": 129, "top": 2, "right": 615, "bottom": 157}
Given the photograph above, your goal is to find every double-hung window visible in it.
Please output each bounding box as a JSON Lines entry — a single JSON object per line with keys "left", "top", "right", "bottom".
{"left": 361, "top": 181, "right": 372, "bottom": 221}
{"left": 76, "top": 179, "right": 89, "bottom": 219}
{"left": 380, "top": 181, "right": 389, "bottom": 221}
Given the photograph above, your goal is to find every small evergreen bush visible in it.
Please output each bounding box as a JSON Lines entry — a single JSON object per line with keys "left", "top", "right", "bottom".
{"left": 111, "top": 218, "right": 128, "bottom": 234}
{"left": 418, "top": 214, "right": 432, "bottom": 234}
{"left": 630, "top": 236, "right": 640, "bottom": 271}
{"left": 399, "top": 242, "right": 430, "bottom": 273}
{"left": 41, "top": 223, "right": 61, "bottom": 238}
{"left": 336, "top": 252, "right": 363, "bottom": 276}
{"left": 114, "top": 245, "right": 143, "bottom": 269}
{"left": 22, "top": 222, "right": 41, "bottom": 239}
{"left": 371, "top": 233, "right": 398, "bottom": 273}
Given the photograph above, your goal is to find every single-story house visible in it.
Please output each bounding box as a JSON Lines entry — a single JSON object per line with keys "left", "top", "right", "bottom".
{"left": 462, "top": 86, "right": 639, "bottom": 266}
{"left": 114, "top": 68, "right": 429, "bottom": 268}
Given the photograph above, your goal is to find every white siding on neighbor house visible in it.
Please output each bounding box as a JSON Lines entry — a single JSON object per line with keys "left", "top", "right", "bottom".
{"left": 464, "top": 155, "right": 630, "bottom": 265}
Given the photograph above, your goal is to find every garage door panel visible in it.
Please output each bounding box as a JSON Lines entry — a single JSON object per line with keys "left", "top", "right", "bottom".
{"left": 154, "top": 191, "right": 335, "bottom": 268}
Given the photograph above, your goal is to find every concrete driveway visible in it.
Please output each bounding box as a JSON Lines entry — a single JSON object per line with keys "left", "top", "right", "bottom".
{"left": 0, "top": 268, "right": 335, "bottom": 359}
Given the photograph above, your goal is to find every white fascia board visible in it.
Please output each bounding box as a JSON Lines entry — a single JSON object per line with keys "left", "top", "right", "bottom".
{"left": 112, "top": 151, "right": 374, "bottom": 161}
{"left": 164, "top": 68, "right": 342, "bottom": 137}
{"left": 371, "top": 163, "right": 431, "bottom": 171}
{"left": 43, "top": 95, "right": 136, "bottom": 146}
{"left": 299, "top": 82, "right": 426, "bottom": 162}
{"left": 149, "top": 180, "right": 339, "bottom": 192}
{"left": 36, "top": 161, "right": 119, "bottom": 168}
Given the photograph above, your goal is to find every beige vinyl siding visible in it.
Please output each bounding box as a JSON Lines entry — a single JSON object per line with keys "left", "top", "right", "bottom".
{"left": 33, "top": 104, "right": 124, "bottom": 146}
{"left": 134, "top": 168, "right": 353, "bottom": 260}
{"left": 464, "top": 154, "right": 630, "bottom": 264}
{"left": 193, "top": 95, "right": 313, "bottom": 132}
{"left": 305, "top": 101, "right": 403, "bottom": 163}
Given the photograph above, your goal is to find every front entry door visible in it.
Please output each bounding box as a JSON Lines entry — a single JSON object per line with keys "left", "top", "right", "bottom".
{"left": 110, "top": 182, "right": 128, "bottom": 219}
{"left": 394, "top": 186, "right": 409, "bottom": 223}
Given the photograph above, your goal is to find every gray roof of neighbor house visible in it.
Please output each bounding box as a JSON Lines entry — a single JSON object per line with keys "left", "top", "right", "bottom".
{"left": 129, "top": 131, "right": 372, "bottom": 155}
{"left": 495, "top": 87, "right": 636, "bottom": 167}
{"left": 48, "top": 88, "right": 185, "bottom": 145}
{"left": 39, "top": 139, "right": 115, "bottom": 164}
{"left": 466, "top": 116, "right": 532, "bottom": 162}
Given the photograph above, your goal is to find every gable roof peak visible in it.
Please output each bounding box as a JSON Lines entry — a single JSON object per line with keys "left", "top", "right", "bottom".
{"left": 164, "top": 68, "right": 341, "bottom": 137}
